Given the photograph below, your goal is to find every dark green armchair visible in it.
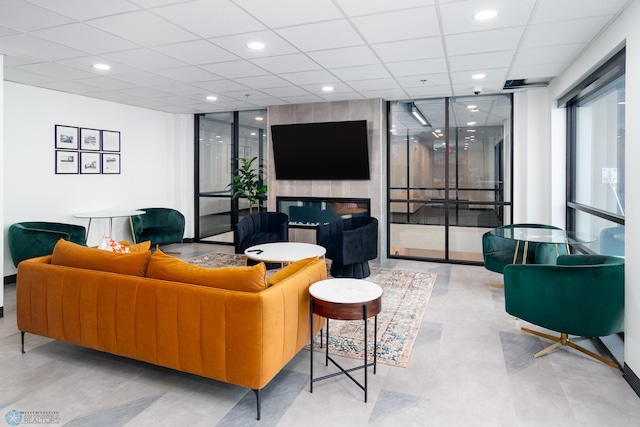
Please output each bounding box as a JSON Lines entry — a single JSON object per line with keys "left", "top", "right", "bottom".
{"left": 504, "top": 254, "right": 624, "bottom": 368}
{"left": 131, "top": 208, "right": 185, "bottom": 251}
{"left": 8, "top": 221, "right": 87, "bottom": 267}
{"left": 482, "top": 223, "right": 567, "bottom": 274}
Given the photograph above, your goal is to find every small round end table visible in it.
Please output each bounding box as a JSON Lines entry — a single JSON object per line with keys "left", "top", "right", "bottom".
{"left": 309, "top": 278, "right": 382, "bottom": 402}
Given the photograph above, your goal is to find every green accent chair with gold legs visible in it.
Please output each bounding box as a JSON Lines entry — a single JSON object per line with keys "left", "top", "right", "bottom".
{"left": 8, "top": 221, "right": 87, "bottom": 267}
{"left": 504, "top": 254, "right": 624, "bottom": 368}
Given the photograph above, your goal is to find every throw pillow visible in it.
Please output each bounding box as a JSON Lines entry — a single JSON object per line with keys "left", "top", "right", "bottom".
{"left": 146, "top": 250, "right": 268, "bottom": 292}
{"left": 266, "top": 256, "right": 319, "bottom": 287}
{"left": 121, "top": 240, "right": 152, "bottom": 253}
{"left": 98, "top": 235, "right": 130, "bottom": 253}
{"left": 51, "top": 239, "right": 151, "bottom": 277}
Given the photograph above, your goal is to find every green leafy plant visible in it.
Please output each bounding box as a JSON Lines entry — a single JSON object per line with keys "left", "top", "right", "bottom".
{"left": 227, "top": 156, "right": 267, "bottom": 213}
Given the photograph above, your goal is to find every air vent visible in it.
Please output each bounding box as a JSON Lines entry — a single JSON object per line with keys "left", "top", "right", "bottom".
{"left": 503, "top": 79, "right": 549, "bottom": 90}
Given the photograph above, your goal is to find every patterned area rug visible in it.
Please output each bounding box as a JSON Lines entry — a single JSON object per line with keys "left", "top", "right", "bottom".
{"left": 189, "top": 252, "right": 436, "bottom": 368}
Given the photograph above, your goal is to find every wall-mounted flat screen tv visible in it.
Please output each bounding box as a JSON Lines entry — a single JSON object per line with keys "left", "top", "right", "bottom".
{"left": 271, "top": 120, "right": 370, "bottom": 180}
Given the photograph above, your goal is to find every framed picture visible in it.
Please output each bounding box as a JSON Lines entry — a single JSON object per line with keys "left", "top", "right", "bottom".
{"left": 80, "top": 152, "right": 100, "bottom": 174}
{"left": 55, "top": 125, "right": 79, "bottom": 150}
{"left": 102, "top": 130, "right": 120, "bottom": 152}
{"left": 55, "top": 150, "right": 79, "bottom": 174}
{"left": 80, "top": 128, "right": 101, "bottom": 151}
{"left": 102, "top": 153, "right": 120, "bottom": 174}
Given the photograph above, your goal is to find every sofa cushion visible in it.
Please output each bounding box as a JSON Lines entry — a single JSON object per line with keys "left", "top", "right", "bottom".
{"left": 121, "top": 240, "right": 152, "bottom": 252}
{"left": 51, "top": 239, "right": 151, "bottom": 276}
{"left": 266, "top": 256, "right": 319, "bottom": 287}
{"left": 146, "top": 250, "right": 267, "bottom": 292}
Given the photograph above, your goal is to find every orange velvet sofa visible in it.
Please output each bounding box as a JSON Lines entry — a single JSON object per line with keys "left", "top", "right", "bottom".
{"left": 16, "top": 242, "right": 327, "bottom": 420}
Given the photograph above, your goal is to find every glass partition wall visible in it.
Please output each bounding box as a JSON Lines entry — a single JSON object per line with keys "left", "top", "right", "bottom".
{"left": 389, "top": 95, "right": 513, "bottom": 263}
{"left": 195, "top": 109, "right": 267, "bottom": 243}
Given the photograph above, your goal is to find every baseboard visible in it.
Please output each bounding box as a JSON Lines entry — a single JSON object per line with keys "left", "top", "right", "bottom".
{"left": 4, "top": 275, "right": 17, "bottom": 285}
{"left": 623, "top": 363, "right": 640, "bottom": 398}
{"left": 0, "top": 306, "right": 3, "bottom": 318}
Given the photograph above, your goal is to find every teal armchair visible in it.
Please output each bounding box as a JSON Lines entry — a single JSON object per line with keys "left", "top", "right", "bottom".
{"left": 8, "top": 221, "right": 86, "bottom": 267}
{"left": 504, "top": 254, "right": 624, "bottom": 368}
{"left": 482, "top": 223, "right": 566, "bottom": 274}
{"left": 131, "top": 208, "right": 185, "bottom": 251}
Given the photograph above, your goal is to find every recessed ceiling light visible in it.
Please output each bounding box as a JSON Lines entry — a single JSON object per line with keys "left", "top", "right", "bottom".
{"left": 467, "top": 105, "right": 477, "bottom": 109}
{"left": 92, "top": 63, "right": 110, "bottom": 71}
{"left": 250, "top": 132, "right": 256, "bottom": 136}
{"left": 473, "top": 10, "right": 497, "bottom": 21}
{"left": 467, "top": 121, "right": 477, "bottom": 126}
{"left": 471, "top": 109, "right": 479, "bottom": 112}
{"left": 255, "top": 116, "right": 264, "bottom": 121}
{"left": 472, "top": 73, "right": 486, "bottom": 80}
{"left": 322, "top": 86, "right": 334, "bottom": 92}
{"left": 206, "top": 95, "right": 217, "bottom": 101}
{"left": 247, "top": 41, "right": 265, "bottom": 50}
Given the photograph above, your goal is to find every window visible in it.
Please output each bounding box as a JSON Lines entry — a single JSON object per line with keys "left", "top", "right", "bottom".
{"left": 566, "top": 49, "right": 625, "bottom": 256}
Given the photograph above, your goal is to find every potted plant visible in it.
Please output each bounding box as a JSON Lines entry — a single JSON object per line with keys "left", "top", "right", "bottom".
{"left": 227, "top": 156, "right": 267, "bottom": 214}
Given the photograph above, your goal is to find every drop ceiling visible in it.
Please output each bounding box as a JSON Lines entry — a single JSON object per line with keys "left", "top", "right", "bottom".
{"left": 0, "top": 0, "right": 631, "bottom": 114}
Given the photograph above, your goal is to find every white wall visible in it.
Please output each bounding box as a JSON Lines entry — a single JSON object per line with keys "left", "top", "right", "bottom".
{"left": 3, "top": 82, "right": 193, "bottom": 279}
{"left": 547, "top": 0, "right": 639, "bottom": 378}
{"left": 0, "top": 56, "right": 4, "bottom": 311}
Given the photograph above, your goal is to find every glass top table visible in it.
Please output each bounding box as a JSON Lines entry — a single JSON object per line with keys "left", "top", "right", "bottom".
{"left": 489, "top": 227, "right": 596, "bottom": 264}
{"left": 489, "top": 227, "right": 596, "bottom": 245}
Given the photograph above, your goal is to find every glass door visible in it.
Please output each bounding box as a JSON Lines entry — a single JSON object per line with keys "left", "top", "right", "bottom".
{"left": 389, "top": 95, "right": 512, "bottom": 263}
{"left": 195, "top": 109, "right": 267, "bottom": 244}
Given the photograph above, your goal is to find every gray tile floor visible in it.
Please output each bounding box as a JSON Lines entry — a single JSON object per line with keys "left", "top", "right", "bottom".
{"left": 1, "top": 243, "right": 638, "bottom": 426}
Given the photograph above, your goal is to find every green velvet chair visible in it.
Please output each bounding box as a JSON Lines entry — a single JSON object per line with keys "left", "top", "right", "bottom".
{"left": 131, "top": 208, "right": 185, "bottom": 252}
{"left": 482, "top": 223, "right": 566, "bottom": 274}
{"left": 8, "top": 221, "right": 87, "bottom": 267}
{"left": 503, "top": 254, "right": 624, "bottom": 368}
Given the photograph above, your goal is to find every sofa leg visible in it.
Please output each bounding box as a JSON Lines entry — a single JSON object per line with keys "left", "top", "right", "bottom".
{"left": 252, "top": 389, "right": 261, "bottom": 420}
{"left": 21, "top": 331, "right": 25, "bottom": 354}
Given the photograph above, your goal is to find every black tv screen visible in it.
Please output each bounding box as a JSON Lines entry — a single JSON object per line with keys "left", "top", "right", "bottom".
{"left": 271, "top": 120, "right": 370, "bottom": 180}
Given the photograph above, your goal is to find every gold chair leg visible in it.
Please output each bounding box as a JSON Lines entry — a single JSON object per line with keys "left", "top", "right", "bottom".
{"left": 521, "top": 328, "right": 618, "bottom": 369}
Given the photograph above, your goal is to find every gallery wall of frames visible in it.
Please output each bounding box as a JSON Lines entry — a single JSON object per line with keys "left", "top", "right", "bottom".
{"left": 54, "top": 124, "right": 121, "bottom": 175}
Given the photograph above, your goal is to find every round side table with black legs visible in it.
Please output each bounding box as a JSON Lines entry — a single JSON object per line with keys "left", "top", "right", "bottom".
{"left": 309, "top": 278, "right": 382, "bottom": 402}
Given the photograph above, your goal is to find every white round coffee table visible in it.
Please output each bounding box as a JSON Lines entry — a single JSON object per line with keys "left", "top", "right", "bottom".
{"left": 309, "top": 278, "right": 382, "bottom": 402}
{"left": 244, "top": 242, "right": 326, "bottom": 267}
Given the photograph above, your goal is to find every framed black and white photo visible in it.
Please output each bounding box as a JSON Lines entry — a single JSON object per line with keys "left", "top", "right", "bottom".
{"left": 55, "top": 125, "right": 79, "bottom": 150}
{"left": 80, "top": 128, "right": 101, "bottom": 151}
{"left": 102, "top": 130, "right": 120, "bottom": 152}
{"left": 55, "top": 150, "right": 79, "bottom": 174}
{"left": 102, "top": 153, "right": 120, "bottom": 174}
{"left": 80, "top": 152, "right": 100, "bottom": 174}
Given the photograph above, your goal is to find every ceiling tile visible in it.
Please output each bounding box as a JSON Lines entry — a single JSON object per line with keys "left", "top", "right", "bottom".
{"left": 278, "top": 70, "right": 338, "bottom": 85}
{"left": 0, "top": 34, "right": 88, "bottom": 61}
{"left": 88, "top": 10, "right": 198, "bottom": 47}
{"left": 75, "top": 76, "right": 138, "bottom": 91}
{"left": 234, "top": 0, "right": 344, "bottom": 27}
{"left": 0, "top": 0, "right": 73, "bottom": 32}
{"left": 386, "top": 58, "right": 449, "bottom": 77}
{"left": 307, "top": 46, "right": 380, "bottom": 69}
{"left": 17, "top": 62, "right": 96, "bottom": 80}
{"left": 3, "top": 67, "right": 58, "bottom": 85}
{"left": 320, "top": 91, "right": 366, "bottom": 102}
{"left": 261, "top": 86, "right": 313, "bottom": 97}
{"left": 151, "top": 83, "right": 207, "bottom": 96}
{"left": 117, "top": 86, "right": 174, "bottom": 98}
{"left": 329, "top": 64, "right": 391, "bottom": 82}
{"left": 199, "top": 60, "right": 269, "bottom": 79}
{"left": 532, "top": 0, "right": 628, "bottom": 23}
{"left": 209, "top": 30, "right": 298, "bottom": 59}
{"left": 507, "top": 63, "right": 568, "bottom": 80}
{"left": 56, "top": 56, "right": 140, "bottom": 76}
{"left": 234, "top": 75, "right": 292, "bottom": 89}
{"left": 439, "top": 0, "right": 535, "bottom": 35}
{"left": 448, "top": 51, "right": 514, "bottom": 73}
{"left": 223, "top": 89, "right": 274, "bottom": 101}
{"left": 351, "top": 7, "right": 440, "bottom": 44}
{"left": 112, "top": 71, "right": 178, "bottom": 86}
{"left": 27, "top": 0, "right": 140, "bottom": 21}
{"left": 335, "top": 0, "right": 435, "bottom": 16}
{"left": 450, "top": 69, "right": 508, "bottom": 85}
{"left": 513, "top": 44, "right": 585, "bottom": 67}
{"left": 358, "top": 88, "right": 408, "bottom": 100}
{"left": 84, "top": 90, "right": 138, "bottom": 102}
{"left": 194, "top": 79, "right": 251, "bottom": 93}
{"left": 38, "top": 80, "right": 102, "bottom": 94}
{"left": 396, "top": 73, "right": 450, "bottom": 87}
{"left": 276, "top": 20, "right": 365, "bottom": 51}
{"left": 153, "top": 40, "right": 240, "bottom": 65}
{"left": 153, "top": 0, "right": 266, "bottom": 38}
{"left": 372, "top": 37, "right": 445, "bottom": 63}
{"left": 31, "top": 23, "right": 139, "bottom": 55}
{"left": 0, "top": 25, "right": 20, "bottom": 37}
{"left": 520, "top": 17, "right": 612, "bottom": 49}
{"left": 444, "top": 28, "right": 523, "bottom": 57}
{"left": 250, "top": 54, "right": 321, "bottom": 74}
{"left": 103, "top": 48, "right": 187, "bottom": 70}
{"left": 347, "top": 78, "right": 401, "bottom": 91}
{"left": 152, "top": 66, "right": 222, "bottom": 83}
